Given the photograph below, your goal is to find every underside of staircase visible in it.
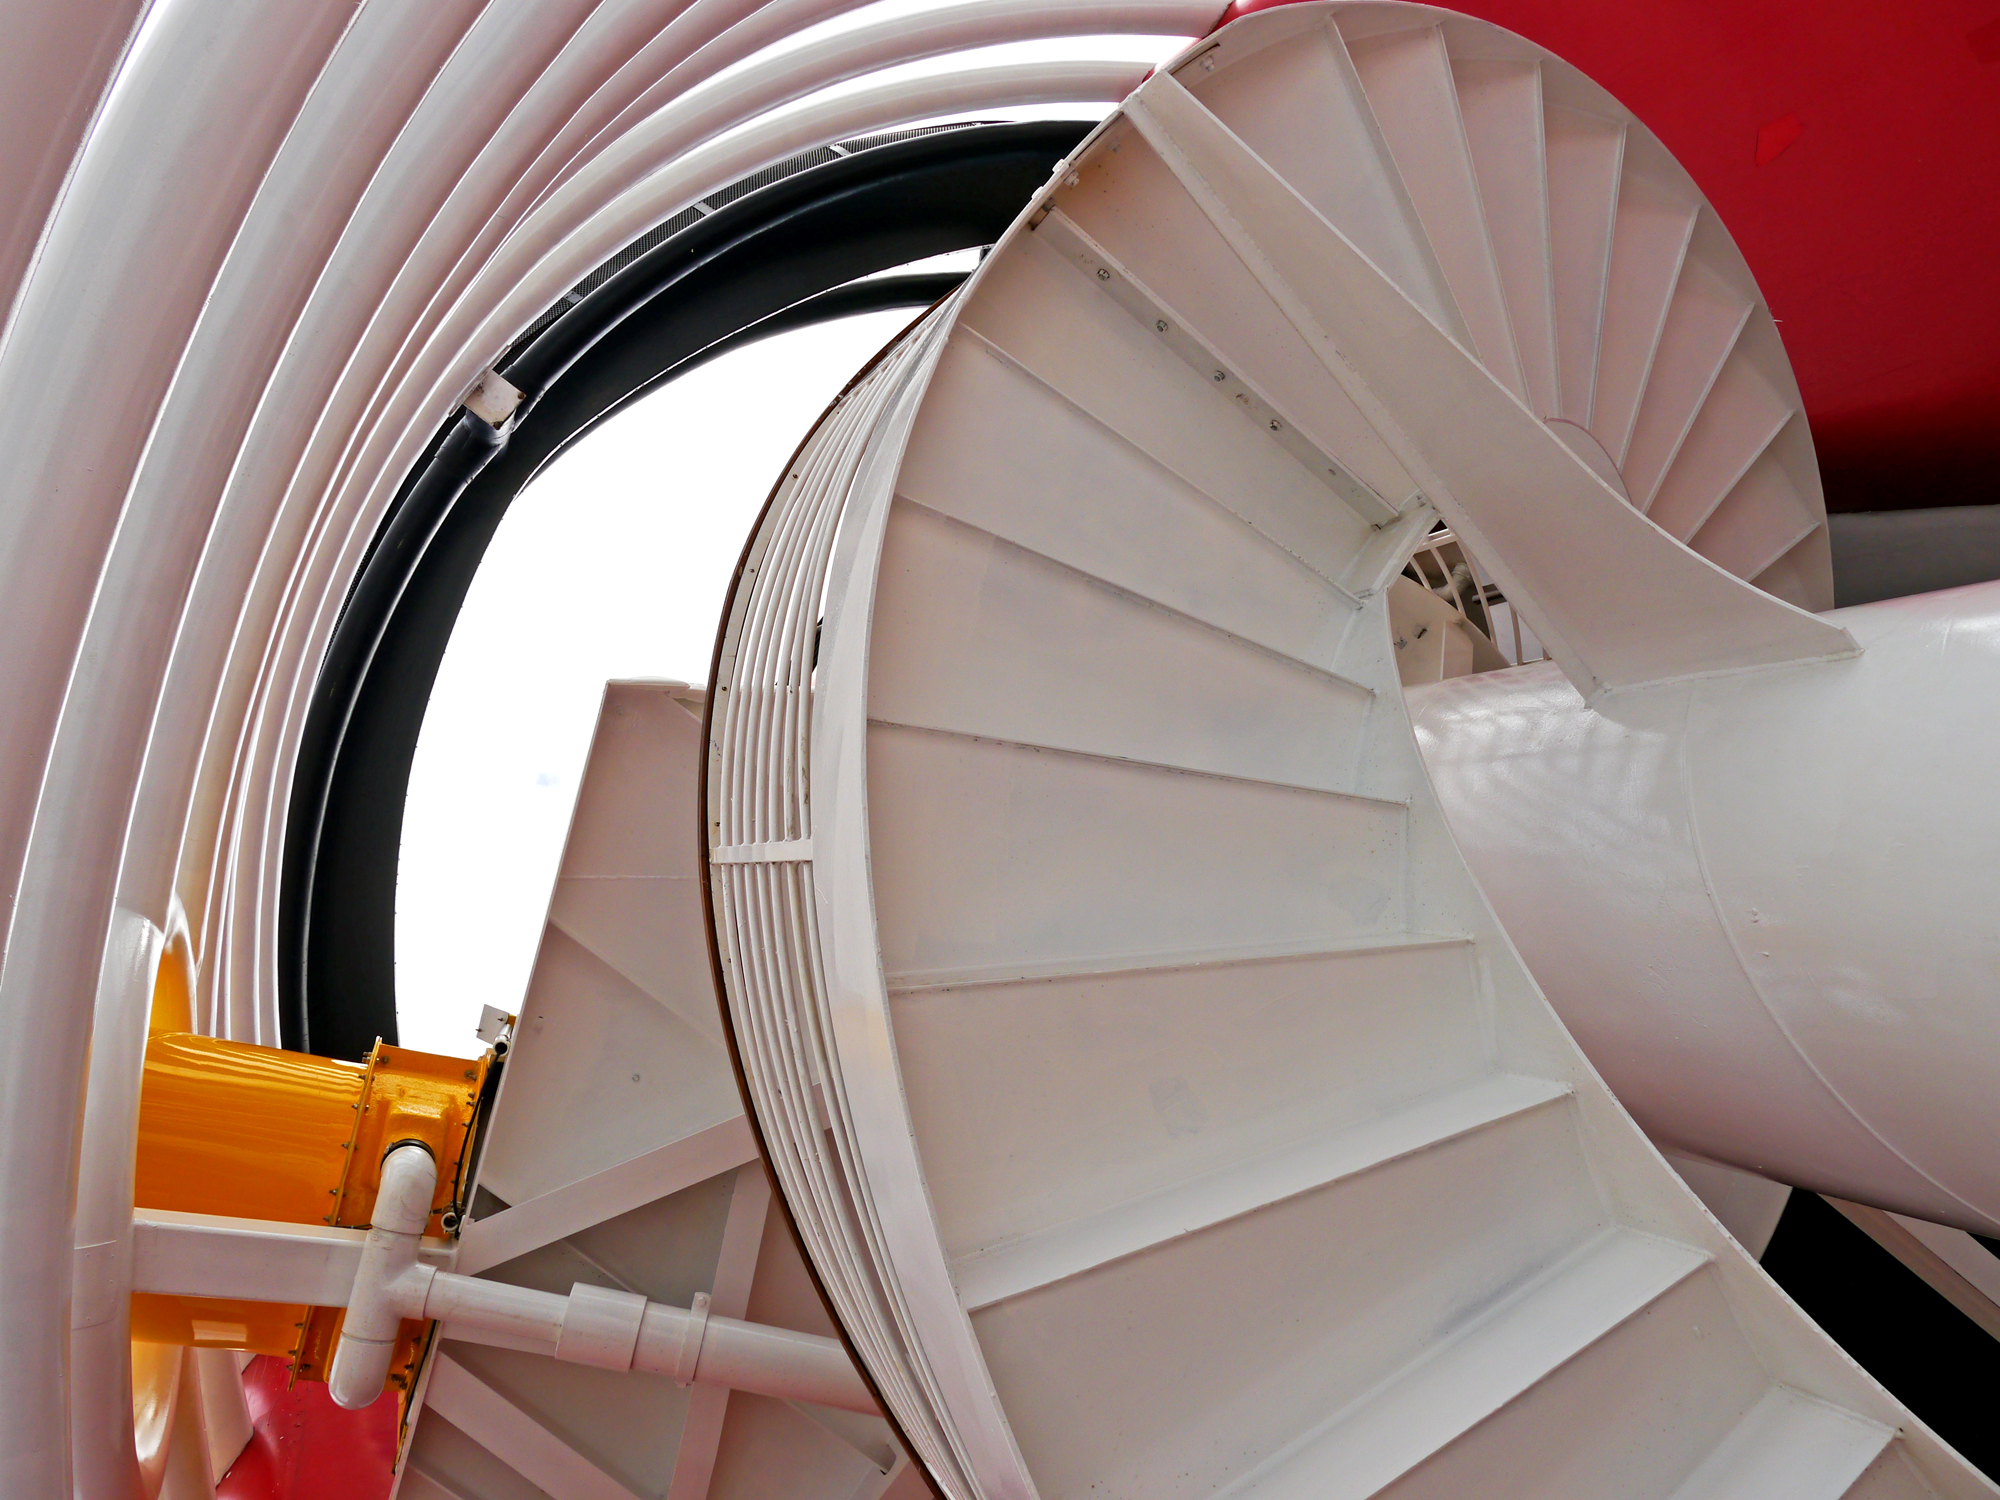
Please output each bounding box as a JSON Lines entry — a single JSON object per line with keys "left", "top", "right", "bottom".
{"left": 701, "top": 6, "right": 1990, "bottom": 1499}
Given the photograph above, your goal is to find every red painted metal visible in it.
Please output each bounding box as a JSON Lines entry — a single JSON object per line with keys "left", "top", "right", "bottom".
{"left": 1215, "top": 0, "right": 2000, "bottom": 512}
{"left": 216, "top": 1357, "right": 400, "bottom": 1500}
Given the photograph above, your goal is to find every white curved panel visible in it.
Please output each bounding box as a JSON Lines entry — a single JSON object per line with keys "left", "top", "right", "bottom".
{"left": 201, "top": 37, "right": 1176, "bottom": 1047}
{"left": 0, "top": 0, "right": 1222, "bottom": 1487}
{"left": 1411, "top": 579, "right": 2000, "bottom": 1235}
{"left": 708, "top": 9, "right": 1994, "bottom": 1498}
{"left": 0, "top": 0, "right": 146, "bottom": 337}
{"left": 0, "top": 0, "right": 1967, "bottom": 1492}
{"left": 0, "top": 4, "right": 362, "bottom": 1491}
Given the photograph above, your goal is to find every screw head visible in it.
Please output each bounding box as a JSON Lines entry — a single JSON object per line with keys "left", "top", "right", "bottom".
{"left": 1269, "top": 419, "right": 1282, "bottom": 432}
{"left": 1096, "top": 267, "right": 1111, "bottom": 281}
{"left": 1155, "top": 319, "right": 1168, "bottom": 333}
{"left": 1212, "top": 369, "right": 1226, "bottom": 382}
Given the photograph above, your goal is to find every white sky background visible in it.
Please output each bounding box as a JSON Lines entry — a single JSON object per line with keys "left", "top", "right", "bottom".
{"left": 394, "top": 18, "right": 1203, "bottom": 1053}
{"left": 397, "top": 308, "right": 915, "bottom": 1053}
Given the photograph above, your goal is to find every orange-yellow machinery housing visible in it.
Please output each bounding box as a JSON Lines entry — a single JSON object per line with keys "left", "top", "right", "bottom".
{"left": 132, "top": 1018, "right": 491, "bottom": 1396}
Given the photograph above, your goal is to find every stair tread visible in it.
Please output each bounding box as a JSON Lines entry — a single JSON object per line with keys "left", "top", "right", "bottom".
{"left": 1194, "top": 11, "right": 1465, "bottom": 347}
{"left": 902, "top": 332, "right": 1365, "bottom": 678}
{"left": 1029, "top": 208, "right": 1402, "bottom": 528}
{"left": 1347, "top": 22, "right": 1525, "bottom": 399}
{"left": 1591, "top": 162, "right": 1699, "bottom": 469}
{"left": 1229, "top": 1228, "right": 1711, "bottom": 1500}
{"left": 1452, "top": 54, "right": 1559, "bottom": 417}
{"left": 888, "top": 491, "right": 1376, "bottom": 695}
{"left": 954, "top": 1072, "right": 1571, "bottom": 1311}
{"left": 1668, "top": 1388, "right": 1894, "bottom": 1500}
{"left": 867, "top": 715, "right": 1407, "bottom": 808}
{"left": 1646, "top": 349, "right": 1794, "bottom": 542}
{"left": 889, "top": 929, "right": 1470, "bottom": 994}
{"left": 1688, "top": 444, "right": 1817, "bottom": 583}
{"left": 1120, "top": 69, "right": 1851, "bottom": 696}
{"left": 1623, "top": 254, "right": 1754, "bottom": 510}
{"left": 1544, "top": 103, "right": 1626, "bottom": 426}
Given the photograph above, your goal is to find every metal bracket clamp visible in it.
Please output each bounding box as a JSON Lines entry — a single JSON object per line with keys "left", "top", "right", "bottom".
{"left": 463, "top": 369, "right": 523, "bottom": 428}
{"left": 555, "top": 1282, "right": 647, "bottom": 1371}
{"left": 671, "top": 1291, "right": 712, "bottom": 1386}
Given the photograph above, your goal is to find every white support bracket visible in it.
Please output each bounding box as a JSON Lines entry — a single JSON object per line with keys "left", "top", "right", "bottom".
{"left": 463, "top": 368, "right": 524, "bottom": 428}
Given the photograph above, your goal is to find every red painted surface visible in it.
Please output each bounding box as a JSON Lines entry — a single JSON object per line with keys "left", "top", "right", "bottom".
{"left": 1216, "top": 0, "right": 2000, "bottom": 512}
{"left": 217, "top": 1358, "right": 400, "bottom": 1500}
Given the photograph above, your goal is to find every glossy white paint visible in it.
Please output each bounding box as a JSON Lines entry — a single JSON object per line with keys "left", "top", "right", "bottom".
{"left": 1410, "top": 579, "right": 2000, "bottom": 1235}
{"left": 1662, "top": 1155, "right": 1792, "bottom": 1261}
{"left": 200, "top": 1129, "right": 876, "bottom": 1412}
{"left": 131, "top": 1210, "right": 455, "bottom": 1308}
{"left": 0, "top": 0, "right": 1982, "bottom": 1494}
{"left": 0, "top": 0, "right": 1218, "bottom": 1486}
{"left": 709, "top": 310, "right": 1001, "bottom": 1500}
{"left": 400, "top": 682, "right": 910, "bottom": 1499}
{"left": 1121, "top": 66, "right": 1850, "bottom": 701}
{"left": 707, "top": 7, "right": 1993, "bottom": 1498}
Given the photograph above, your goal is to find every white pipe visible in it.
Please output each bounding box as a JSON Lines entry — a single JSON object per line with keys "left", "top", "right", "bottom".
{"left": 328, "top": 1142, "right": 440, "bottom": 1409}
{"left": 328, "top": 1144, "right": 876, "bottom": 1412}
{"left": 637, "top": 1304, "right": 874, "bottom": 1411}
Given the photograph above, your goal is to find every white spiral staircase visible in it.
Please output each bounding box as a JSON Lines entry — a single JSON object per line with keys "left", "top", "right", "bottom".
{"left": 705, "top": 6, "right": 1987, "bottom": 1500}
{"left": 9, "top": 0, "right": 1997, "bottom": 1493}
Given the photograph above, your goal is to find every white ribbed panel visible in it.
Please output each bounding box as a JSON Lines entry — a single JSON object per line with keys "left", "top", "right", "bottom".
{"left": 708, "top": 299, "right": 1007, "bottom": 1500}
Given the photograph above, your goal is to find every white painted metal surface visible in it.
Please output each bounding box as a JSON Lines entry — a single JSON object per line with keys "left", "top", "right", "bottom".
{"left": 0, "top": 0, "right": 1985, "bottom": 1493}
{"left": 706, "top": 7, "right": 1994, "bottom": 1498}
{"left": 708, "top": 309, "right": 1006, "bottom": 1500}
{"left": 402, "top": 682, "right": 914, "bottom": 1500}
{"left": 0, "top": 0, "right": 1224, "bottom": 1488}
{"left": 131, "top": 1210, "right": 456, "bottom": 1308}
{"left": 1409, "top": 579, "right": 2000, "bottom": 1236}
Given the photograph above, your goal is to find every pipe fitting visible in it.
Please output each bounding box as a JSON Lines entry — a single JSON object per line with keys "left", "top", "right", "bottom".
{"left": 322, "top": 1140, "right": 874, "bottom": 1414}
{"left": 327, "top": 1141, "right": 436, "bottom": 1409}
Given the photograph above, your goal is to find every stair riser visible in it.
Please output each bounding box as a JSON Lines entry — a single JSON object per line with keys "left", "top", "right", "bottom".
{"left": 1378, "top": 1270, "right": 1768, "bottom": 1500}
{"left": 1056, "top": 126, "right": 1421, "bottom": 518}
{"left": 894, "top": 939, "right": 1487, "bottom": 1258}
{"left": 867, "top": 722, "right": 1410, "bottom": 980}
{"left": 870, "top": 499, "right": 1375, "bottom": 796}
{"left": 902, "top": 336, "right": 1364, "bottom": 675}
{"left": 968, "top": 1100, "right": 1601, "bottom": 1500}
{"left": 961, "top": 239, "right": 1393, "bottom": 566}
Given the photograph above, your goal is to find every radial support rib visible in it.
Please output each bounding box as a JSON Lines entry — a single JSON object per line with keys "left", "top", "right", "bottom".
{"left": 1122, "top": 70, "right": 1855, "bottom": 701}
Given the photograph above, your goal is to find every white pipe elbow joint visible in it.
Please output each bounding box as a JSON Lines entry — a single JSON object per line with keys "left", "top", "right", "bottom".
{"left": 328, "top": 1141, "right": 437, "bottom": 1410}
